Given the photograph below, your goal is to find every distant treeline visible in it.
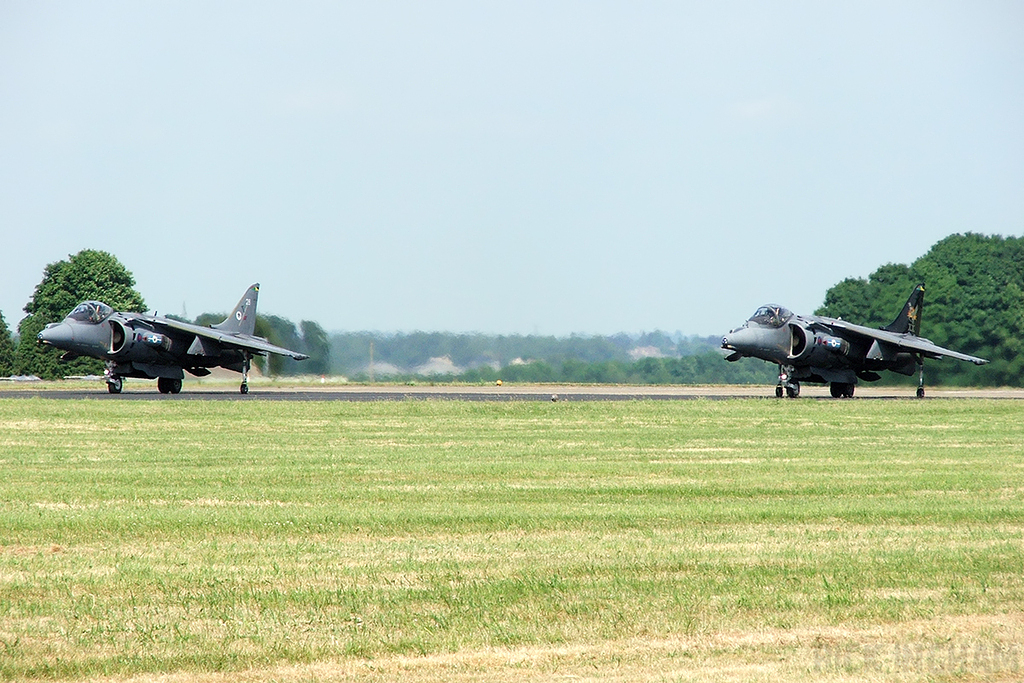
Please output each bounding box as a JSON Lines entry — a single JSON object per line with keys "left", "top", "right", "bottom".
{"left": 332, "top": 331, "right": 714, "bottom": 374}
{"left": 328, "top": 331, "right": 773, "bottom": 384}
{"left": 375, "top": 353, "right": 773, "bottom": 385}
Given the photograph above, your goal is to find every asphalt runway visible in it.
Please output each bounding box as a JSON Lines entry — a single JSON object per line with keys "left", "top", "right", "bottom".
{"left": 3, "top": 383, "right": 1022, "bottom": 401}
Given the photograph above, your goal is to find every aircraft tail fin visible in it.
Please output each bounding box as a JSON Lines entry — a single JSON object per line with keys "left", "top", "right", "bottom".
{"left": 883, "top": 283, "right": 924, "bottom": 336}
{"left": 212, "top": 284, "right": 259, "bottom": 336}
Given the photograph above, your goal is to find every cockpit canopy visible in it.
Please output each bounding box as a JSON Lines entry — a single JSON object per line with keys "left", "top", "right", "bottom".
{"left": 66, "top": 301, "right": 113, "bottom": 324}
{"left": 748, "top": 305, "right": 792, "bottom": 328}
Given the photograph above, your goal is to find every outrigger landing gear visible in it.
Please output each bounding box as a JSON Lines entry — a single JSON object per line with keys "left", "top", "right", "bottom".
{"left": 776, "top": 365, "right": 800, "bottom": 398}
{"left": 916, "top": 359, "right": 925, "bottom": 398}
{"left": 240, "top": 353, "right": 250, "bottom": 394}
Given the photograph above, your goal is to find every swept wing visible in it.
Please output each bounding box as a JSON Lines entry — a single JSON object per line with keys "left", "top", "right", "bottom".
{"left": 811, "top": 317, "right": 988, "bottom": 365}
{"left": 128, "top": 314, "right": 310, "bottom": 360}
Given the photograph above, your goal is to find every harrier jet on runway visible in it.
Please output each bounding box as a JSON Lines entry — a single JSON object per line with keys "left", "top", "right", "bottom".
{"left": 37, "top": 284, "right": 307, "bottom": 394}
{"left": 721, "top": 284, "right": 988, "bottom": 398}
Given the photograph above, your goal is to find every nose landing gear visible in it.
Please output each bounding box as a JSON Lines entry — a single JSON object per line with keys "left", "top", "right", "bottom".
{"left": 104, "top": 364, "right": 123, "bottom": 394}
{"left": 776, "top": 366, "right": 800, "bottom": 398}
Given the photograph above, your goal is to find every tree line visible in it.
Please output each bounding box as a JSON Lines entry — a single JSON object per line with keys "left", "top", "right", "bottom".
{"left": 329, "top": 330, "right": 723, "bottom": 377}
{"left": 3, "top": 234, "right": 1022, "bottom": 386}
{"left": 343, "top": 351, "right": 774, "bottom": 385}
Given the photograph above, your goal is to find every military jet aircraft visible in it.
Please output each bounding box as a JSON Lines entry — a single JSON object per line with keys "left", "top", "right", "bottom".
{"left": 37, "top": 284, "right": 308, "bottom": 394}
{"left": 721, "top": 284, "right": 988, "bottom": 398}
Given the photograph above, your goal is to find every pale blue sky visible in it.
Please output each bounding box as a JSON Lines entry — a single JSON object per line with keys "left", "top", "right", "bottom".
{"left": 2, "top": 1, "right": 1022, "bottom": 336}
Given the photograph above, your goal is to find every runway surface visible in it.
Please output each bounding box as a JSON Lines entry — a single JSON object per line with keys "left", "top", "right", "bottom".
{"left": 2, "top": 382, "right": 1022, "bottom": 401}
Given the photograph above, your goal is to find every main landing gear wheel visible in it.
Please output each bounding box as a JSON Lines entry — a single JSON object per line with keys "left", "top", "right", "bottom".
{"left": 157, "top": 377, "right": 182, "bottom": 394}
{"left": 830, "top": 382, "right": 855, "bottom": 398}
{"left": 240, "top": 382, "right": 249, "bottom": 395}
{"left": 107, "top": 377, "right": 123, "bottom": 394}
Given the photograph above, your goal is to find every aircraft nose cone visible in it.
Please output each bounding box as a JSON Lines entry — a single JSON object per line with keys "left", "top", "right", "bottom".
{"left": 722, "top": 330, "right": 743, "bottom": 349}
{"left": 37, "top": 321, "right": 74, "bottom": 347}
{"left": 721, "top": 326, "right": 756, "bottom": 352}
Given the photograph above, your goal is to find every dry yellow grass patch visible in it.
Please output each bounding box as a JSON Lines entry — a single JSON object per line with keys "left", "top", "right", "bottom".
{"left": 64, "top": 614, "right": 1022, "bottom": 683}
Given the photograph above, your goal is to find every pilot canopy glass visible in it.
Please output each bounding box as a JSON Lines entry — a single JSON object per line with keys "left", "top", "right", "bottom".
{"left": 748, "top": 305, "right": 792, "bottom": 328}
{"left": 67, "top": 301, "right": 113, "bottom": 324}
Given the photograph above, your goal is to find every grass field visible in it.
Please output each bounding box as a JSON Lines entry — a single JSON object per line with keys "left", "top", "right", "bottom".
{"left": 1, "top": 397, "right": 1022, "bottom": 681}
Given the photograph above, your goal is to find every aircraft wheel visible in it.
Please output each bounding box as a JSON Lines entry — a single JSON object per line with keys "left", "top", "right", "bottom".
{"left": 107, "top": 377, "right": 123, "bottom": 394}
{"left": 158, "top": 377, "right": 181, "bottom": 394}
{"left": 917, "top": 387, "right": 925, "bottom": 398}
{"left": 830, "top": 382, "right": 855, "bottom": 398}
{"left": 240, "top": 382, "right": 249, "bottom": 395}
{"left": 785, "top": 382, "right": 800, "bottom": 398}
{"left": 775, "top": 385, "right": 784, "bottom": 398}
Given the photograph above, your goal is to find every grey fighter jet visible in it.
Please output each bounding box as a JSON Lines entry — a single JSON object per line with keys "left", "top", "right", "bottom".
{"left": 37, "top": 284, "right": 308, "bottom": 394}
{"left": 721, "top": 284, "right": 988, "bottom": 398}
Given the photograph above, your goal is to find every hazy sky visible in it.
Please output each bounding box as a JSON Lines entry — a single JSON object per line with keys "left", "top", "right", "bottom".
{"left": 2, "top": 2, "right": 1022, "bottom": 336}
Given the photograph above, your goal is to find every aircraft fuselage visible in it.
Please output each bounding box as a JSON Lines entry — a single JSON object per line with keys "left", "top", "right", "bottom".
{"left": 36, "top": 285, "right": 307, "bottom": 393}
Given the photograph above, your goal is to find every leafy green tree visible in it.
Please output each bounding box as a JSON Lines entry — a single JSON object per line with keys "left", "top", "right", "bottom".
{"left": 254, "top": 315, "right": 303, "bottom": 376}
{"left": 299, "top": 320, "right": 331, "bottom": 376}
{"left": 817, "top": 263, "right": 916, "bottom": 329}
{"left": 16, "top": 250, "right": 146, "bottom": 379}
{"left": 0, "top": 311, "right": 15, "bottom": 377}
{"left": 15, "top": 316, "right": 66, "bottom": 380}
{"left": 193, "top": 312, "right": 223, "bottom": 327}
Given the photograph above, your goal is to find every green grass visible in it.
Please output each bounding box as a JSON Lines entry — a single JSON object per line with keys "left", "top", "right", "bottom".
{"left": 1, "top": 398, "right": 1022, "bottom": 680}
